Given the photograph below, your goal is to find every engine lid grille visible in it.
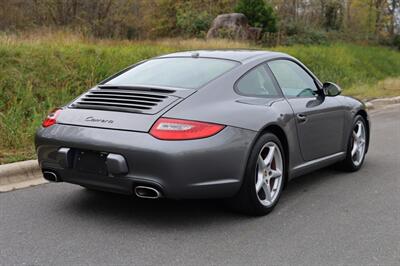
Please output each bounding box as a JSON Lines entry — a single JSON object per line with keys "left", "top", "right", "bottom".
{"left": 69, "top": 85, "right": 179, "bottom": 114}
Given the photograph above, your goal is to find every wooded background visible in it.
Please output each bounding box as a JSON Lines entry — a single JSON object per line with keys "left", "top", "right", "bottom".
{"left": 0, "top": 0, "right": 399, "bottom": 47}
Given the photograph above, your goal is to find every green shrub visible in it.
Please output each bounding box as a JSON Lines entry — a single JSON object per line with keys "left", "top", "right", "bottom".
{"left": 234, "top": 0, "right": 277, "bottom": 32}
{"left": 281, "top": 22, "right": 329, "bottom": 46}
{"left": 283, "top": 22, "right": 303, "bottom": 36}
{"left": 176, "top": 3, "right": 213, "bottom": 37}
{"left": 285, "top": 31, "right": 329, "bottom": 46}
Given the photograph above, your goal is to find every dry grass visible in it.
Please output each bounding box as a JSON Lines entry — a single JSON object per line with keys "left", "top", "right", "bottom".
{"left": 347, "top": 77, "right": 400, "bottom": 100}
{"left": 143, "top": 38, "right": 254, "bottom": 50}
{"left": 0, "top": 29, "right": 88, "bottom": 46}
{"left": 0, "top": 29, "right": 253, "bottom": 49}
{"left": 0, "top": 149, "right": 36, "bottom": 165}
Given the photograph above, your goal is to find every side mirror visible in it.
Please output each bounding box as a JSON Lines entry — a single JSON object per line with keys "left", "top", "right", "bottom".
{"left": 322, "top": 82, "right": 342, "bottom": 97}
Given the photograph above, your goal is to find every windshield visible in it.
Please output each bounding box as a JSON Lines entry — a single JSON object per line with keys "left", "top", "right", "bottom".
{"left": 105, "top": 57, "right": 239, "bottom": 89}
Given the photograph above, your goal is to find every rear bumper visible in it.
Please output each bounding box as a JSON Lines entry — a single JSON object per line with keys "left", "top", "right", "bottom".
{"left": 35, "top": 124, "right": 256, "bottom": 199}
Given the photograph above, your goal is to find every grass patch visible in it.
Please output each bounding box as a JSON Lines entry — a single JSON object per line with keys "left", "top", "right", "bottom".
{"left": 346, "top": 77, "right": 400, "bottom": 98}
{"left": 1, "top": 34, "right": 400, "bottom": 164}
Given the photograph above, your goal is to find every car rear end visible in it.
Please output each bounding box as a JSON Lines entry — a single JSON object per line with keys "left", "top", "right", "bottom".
{"left": 35, "top": 56, "right": 255, "bottom": 199}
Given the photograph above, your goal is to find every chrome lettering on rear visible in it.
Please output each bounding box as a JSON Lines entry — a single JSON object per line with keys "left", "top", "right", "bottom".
{"left": 85, "top": 116, "right": 114, "bottom": 124}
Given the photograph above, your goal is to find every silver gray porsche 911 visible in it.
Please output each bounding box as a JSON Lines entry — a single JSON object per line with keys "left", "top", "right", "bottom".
{"left": 35, "top": 50, "right": 370, "bottom": 215}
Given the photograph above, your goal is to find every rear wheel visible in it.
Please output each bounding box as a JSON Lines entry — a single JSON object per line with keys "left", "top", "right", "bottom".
{"left": 341, "top": 115, "right": 367, "bottom": 171}
{"left": 231, "top": 133, "right": 285, "bottom": 216}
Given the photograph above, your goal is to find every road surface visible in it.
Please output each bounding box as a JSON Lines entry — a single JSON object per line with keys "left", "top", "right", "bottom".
{"left": 1, "top": 105, "right": 399, "bottom": 265}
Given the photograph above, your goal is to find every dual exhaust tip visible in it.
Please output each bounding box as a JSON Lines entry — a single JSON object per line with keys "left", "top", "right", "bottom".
{"left": 43, "top": 170, "right": 61, "bottom": 182}
{"left": 134, "top": 186, "right": 162, "bottom": 199}
{"left": 43, "top": 170, "right": 161, "bottom": 199}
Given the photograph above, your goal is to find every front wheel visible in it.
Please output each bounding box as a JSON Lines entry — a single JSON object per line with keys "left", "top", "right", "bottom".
{"left": 230, "top": 133, "right": 285, "bottom": 216}
{"left": 341, "top": 115, "right": 368, "bottom": 171}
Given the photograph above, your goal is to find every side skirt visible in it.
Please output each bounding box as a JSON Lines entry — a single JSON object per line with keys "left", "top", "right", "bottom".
{"left": 289, "top": 152, "right": 346, "bottom": 179}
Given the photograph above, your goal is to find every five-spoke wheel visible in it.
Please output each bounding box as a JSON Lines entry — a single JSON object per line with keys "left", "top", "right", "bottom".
{"left": 341, "top": 115, "right": 368, "bottom": 171}
{"left": 351, "top": 120, "right": 366, "bottom": 166}
{"left": 255, "top": 142, "right": 283, "bottom": 207}
{"left": 231, "top": 133, "right": 285, "bottom": 216}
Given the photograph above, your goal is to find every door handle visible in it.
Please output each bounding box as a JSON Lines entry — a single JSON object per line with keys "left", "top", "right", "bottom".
{"left": 297, "top": 114, "right": 307, "bottom": 123}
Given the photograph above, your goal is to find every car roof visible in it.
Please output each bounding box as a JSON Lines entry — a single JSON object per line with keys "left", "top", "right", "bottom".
{"left": 156, "top": 50, "right": 288, "bottom": 63}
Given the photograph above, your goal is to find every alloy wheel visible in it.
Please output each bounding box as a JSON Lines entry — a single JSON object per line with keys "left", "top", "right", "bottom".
{"left": 255, "top": 142, "right": 283, "bottom": 207}
{"left": 351, "top": 120, "right": 366, "bottom": 166}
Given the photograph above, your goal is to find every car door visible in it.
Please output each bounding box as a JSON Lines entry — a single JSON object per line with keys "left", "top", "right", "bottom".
{"left": 268, "top": 59, "right": 345, "bottom": 162}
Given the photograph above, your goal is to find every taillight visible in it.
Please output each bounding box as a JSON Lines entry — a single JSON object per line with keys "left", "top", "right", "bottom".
{"left": 150, "top": 118, "right": 225, "bottom": 140}
{"left": 42, "top": 108, "right": 61, "bottom": 128}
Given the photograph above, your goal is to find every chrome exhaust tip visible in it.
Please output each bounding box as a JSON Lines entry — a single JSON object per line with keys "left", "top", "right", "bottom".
{"left": 42, "top": 171, "right": 60, "bottom": 182}
{"left": 134, "top": 186, "right": 162, "bottom": 199}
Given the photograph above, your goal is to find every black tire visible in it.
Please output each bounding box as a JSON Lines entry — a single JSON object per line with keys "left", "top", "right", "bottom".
{"left": 230, "top": 132, "right": 286, "bottom": 216}
{"left": 340, "top": 115, "right": 368, "bottom": 172}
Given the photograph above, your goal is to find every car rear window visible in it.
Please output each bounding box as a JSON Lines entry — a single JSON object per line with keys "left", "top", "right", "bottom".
{"left": 105, "top": 57, "right": 239, "bottom": 89}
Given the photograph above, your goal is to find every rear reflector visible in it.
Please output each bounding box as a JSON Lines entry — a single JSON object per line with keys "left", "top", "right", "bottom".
{"left": 150, "top": 118, "right": 225, "bottom": 140}
{"left": 42, "top": 108, "right": 61, "bottom": 128}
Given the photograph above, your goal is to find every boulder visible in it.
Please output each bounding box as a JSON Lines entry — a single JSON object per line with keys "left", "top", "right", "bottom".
{"left": 206, "top": 13, "right": 262, "bottom": 40}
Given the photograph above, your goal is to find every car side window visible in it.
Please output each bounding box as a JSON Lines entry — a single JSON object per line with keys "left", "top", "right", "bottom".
{"left": 236, "top": 64, "right": 280, "bottom": 97}
{"left": 268, "top": 60, "right": 319, "bottom": 98}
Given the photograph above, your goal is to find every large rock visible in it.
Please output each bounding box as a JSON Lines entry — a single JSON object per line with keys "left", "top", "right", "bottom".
{"left": 206, "top": 13, "right": 262, "bottom": 40}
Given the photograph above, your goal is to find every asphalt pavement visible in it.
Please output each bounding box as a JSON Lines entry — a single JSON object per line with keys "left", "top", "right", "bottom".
{"left": 1, "top": 105, "right": 399, "bottom": 265}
